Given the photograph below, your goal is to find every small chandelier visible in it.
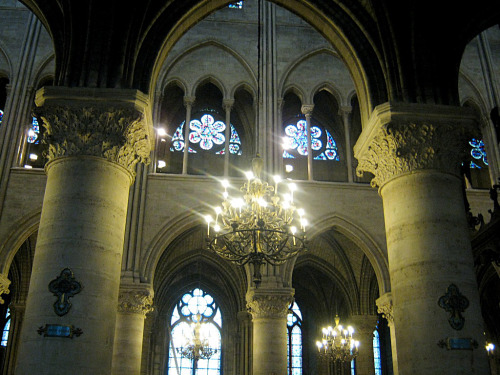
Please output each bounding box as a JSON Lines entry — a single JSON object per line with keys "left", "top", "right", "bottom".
{"left": 316, "top": 315, "right": 360, "bottom": 363}
{"left": 177, "top": 314, "right": 217, "bottom": 361}
{"left": 205, "top": 156, "right": 308, "bottom": 286}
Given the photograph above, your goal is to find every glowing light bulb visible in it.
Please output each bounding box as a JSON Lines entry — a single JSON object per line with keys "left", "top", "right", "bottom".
{"left": 157, "top": 128, "right": 167, "bottom": 136}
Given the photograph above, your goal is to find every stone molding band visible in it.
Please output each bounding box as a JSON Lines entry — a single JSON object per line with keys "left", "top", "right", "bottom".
{"left": 354, "top": 103, "right": 477, "bottom": 189}
{"left": 118, "top": 288, "right": 154, "bottom": 316}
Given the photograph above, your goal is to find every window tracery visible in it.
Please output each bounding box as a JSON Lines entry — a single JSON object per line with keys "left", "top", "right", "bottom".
{"left": 287, "top": 302, "right": 302, "bottom": 375}
{"left": 283, "top": 119, "right": 339, "bottom": 161}
{"left": 170, "top": 113, "right": 242, "bottom": 155}
{"left": 1, "top": 308, "right": 10, "bottom": 347}
{"left": 469, "top": 138, "right": 488, "bottom": 169}
{"left": 167, "top": 288, "right": 222, "bottom": 375}
{"left": 373, "top": 329, "right": 382, "bottom": 375}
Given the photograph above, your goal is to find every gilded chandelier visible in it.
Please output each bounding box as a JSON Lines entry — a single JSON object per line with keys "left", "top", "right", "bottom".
{"left": 177, "top": 314, "right": 217, "bottom": 361}
{"left": 205, "top": 156, "right": 308, "bottom": 286}
{"left": 316, "top": 315, "right": 360, "bottom": 363}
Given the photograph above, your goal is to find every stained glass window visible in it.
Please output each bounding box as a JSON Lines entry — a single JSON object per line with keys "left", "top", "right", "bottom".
{"left": 351, "top": 359, "right": 356, "bottom": 375}
{"left": 1, "top": 308, "right": 10, "bottom": 347}
{"left": 0, "top": 109, "right": 3, "bottom": 126}
{"left": 287, "top": 302, "right": 302, "bottom": 375}
{"left": 282, "top": 119, "right": 339, "bottom": 161}
{"left": 27, "top": 117, "right": 40, "bottom": 144}
{"left": 167, "top": 288, "right": 222, "bottom": 375}
{"left": 373, "top": 329, "right": 382, "bottom": 375}
{"left": 170, "top": 114, "right": 242, "bottom": 155}
{"left": 228, "top": 1, "right": 243, "bottom": 8}
{"left": 469, "top": 138, "right": 488, "bottom": 169}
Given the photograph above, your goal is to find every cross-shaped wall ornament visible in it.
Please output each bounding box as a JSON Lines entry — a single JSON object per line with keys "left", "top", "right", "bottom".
{"left": 438, "top": 284, "right": 469, "bottom": 330}
{"left": 48, "top": 268, "right": 82, "bottom": 316}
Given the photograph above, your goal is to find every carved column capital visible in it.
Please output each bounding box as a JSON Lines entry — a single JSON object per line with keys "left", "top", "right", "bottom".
{"left": 223, "top": 99, "right": 235, "bottom": 112}
{"left": 246, "top": 288, "right": 294, "bottom": 319}
{"left": 339, "top": 105, "right": 353, "bottom": 116}
{"left": 301, "top": 104, "right": 314, "bottom": 117}
{"left": 0, "top": 274, "right": 11, "bottom": 304}
{"left": 354, "top": 103, "right": 477, "bottom": 189}
{"left": 376, "top": 292, "right": 393, "bottom": 325}
{"left": 34, "top": 87, "right": 153, "bottom": 179}
{"left": 118, "top": 286, "right": 154, "bottom": 316}
{"left": 183, "top": 95, "right": 195, "bottom": 108}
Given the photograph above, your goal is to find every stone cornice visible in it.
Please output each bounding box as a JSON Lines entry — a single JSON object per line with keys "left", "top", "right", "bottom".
{"left": 354, "top": 103, "right": 477, "bottom": 189}
{"left": 118, "top": 285, "right": 154, "bottom": 316}
{"left": 34, "top": 87, "right": 153, "bottom": 179}
{"left": 246, "top": 288, "right": 294, "bottom": 319}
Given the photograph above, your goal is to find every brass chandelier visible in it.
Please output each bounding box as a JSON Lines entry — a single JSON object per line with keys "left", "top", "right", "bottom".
{"left": 205, "top": 156, "right": 308, "bottom": 286}
{"left": 316, "top": 315, "right": 360, "bottom": 363}
{"left": 177, "top": 313, "right": 217, "bottom": 361}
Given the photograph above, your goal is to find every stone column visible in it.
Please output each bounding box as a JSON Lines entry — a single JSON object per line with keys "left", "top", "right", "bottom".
{"left": 223, "top": 99, "right": 234, "bottom": 176}
{"left": 301, "top": 105, "right": 314, "bottom": 181}
{"left": 15, "top": 87, "right": 152, "bottom": 375}
{"left": 237, "top": 310, "right": 252, "bottom": 375}
{"left": 376, "top": 293, "right": 398, "bottom": 375}
{"left": 355, "top": 103, "right": 488, "bottom": 375}
{"left": 182, "top": 96, "right": 195, "bottom": 175}
{"left": 246, "top": 288, "right": 294, "bottom": 375}
{"left": 350, "top": 315, "right": 377, "bottom": 375}
{"left": 339, "top": 105, "right": 353, "bottom": 182}
{"left": 111, "top": 285, "right": 154, "bottom": 375}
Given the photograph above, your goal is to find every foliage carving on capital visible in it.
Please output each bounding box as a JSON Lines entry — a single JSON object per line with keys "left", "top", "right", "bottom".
{"left": 376, "top": 293, "right": 393, "bottom": 325}
{"left": 0, "top": 274, "right": 10, "bottom": 304}
{"left": 356, "top": 121, "right": 470, "bottom": 188}
{"left": 36, "top": 105, "right": 151, "bottom": 176}
{"left": 246, "top": 292, "right": 293, "bottom": 319}
{"left": 118, "top": 289, "right": 154, "bottom": 316}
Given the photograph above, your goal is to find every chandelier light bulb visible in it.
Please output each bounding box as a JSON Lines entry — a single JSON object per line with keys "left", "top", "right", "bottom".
{"left": 257, "top": 198, "right": 267, "bottom": 207}
{"left": 156, "top": 128, "right": 167, "bottom": 137}
{"left": 245, "top": 171, "right": 254, "bottom": 181}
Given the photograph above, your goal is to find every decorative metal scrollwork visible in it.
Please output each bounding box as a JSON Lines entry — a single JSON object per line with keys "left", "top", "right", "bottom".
{"left": 48, "top": 268, "right": 82, "bottom": 316}
{"left": 438, "top": 284, "right": 469, "bottom": 330}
